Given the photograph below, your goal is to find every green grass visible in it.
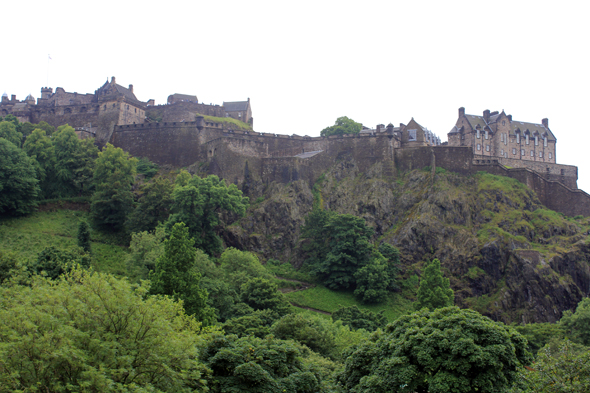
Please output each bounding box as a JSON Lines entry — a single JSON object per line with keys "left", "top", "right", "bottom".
{"left": 198, "top": 114, "right": 252, "bottom": 130}
{"left": 285, "top": 285, "right": 413, "bottom": 322}
{"left": 0, "top": 209, "right": 129, "bottom": 276}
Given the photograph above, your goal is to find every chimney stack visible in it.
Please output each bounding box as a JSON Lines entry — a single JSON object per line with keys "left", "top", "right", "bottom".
{"left": 507, "top": 114, "right": 512, "bottom": 121}
{"left": 11, "top": 94, "right": 16, "bottom": 102}
{"left": 128, "top": 84, "right": 133, "bottom": 93}
{"left": 459, "top": 107, "right": 465, "bottom": 117}
{"left": 111, "top": 76, "right": 116, "bottom": 84}
{"left": 542, "top": 118, "right": 549, "bottom": 128}
{"left": 483, "top": 109, "right": 490, "bottom": 122}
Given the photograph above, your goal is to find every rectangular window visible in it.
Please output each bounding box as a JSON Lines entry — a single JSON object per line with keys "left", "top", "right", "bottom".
{"left": 539, "top": 152, "right": 543, "bottom": 158}
{"left": 486, "top": 145, "right": 490, "bottom": 152}
{"left": 549, "top": 152, "right": 552, "bottom": 159}
{"left": 531, "top": 151, "right": 534, "bottom": 157}
{"left": 408, "top": 129, "right": 417, "bottom": 141}
{"left": 512, "top": 148, "right": 516, "bottom": 155}
{"left": 477, "top": 144, "right": 481, "bottom": 151}
{"left": 501, "top": 149, "right": 504, "bottom": 155}
{"left": 476, "top": 129, "right": 480, "bottom": 139}
{"left": 526, "top": 135, "right": 529, "bottom": 145}
{"left": 485, "top": 130, "right": 489, "bottom": 140}
{"left": 544, "top": 137, "right": 548, "bottom": 147}
{"left": 516, "top": 134, "right": 520, "bottom": 144}
{"left": 535, "top": 136, "right": 538, "bottom": 146}
{"left": 521, "top": 149, "right": 525, "bottom": 156}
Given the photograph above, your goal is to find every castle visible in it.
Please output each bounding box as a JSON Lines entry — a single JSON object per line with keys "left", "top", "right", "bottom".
{"left": 2, "top": 78, "right": 589, "bottom": 216}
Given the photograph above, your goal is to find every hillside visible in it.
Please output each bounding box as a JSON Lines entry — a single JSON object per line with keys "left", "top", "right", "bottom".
{"left": 223, "top": 159, "right": 590, "bottom": 323}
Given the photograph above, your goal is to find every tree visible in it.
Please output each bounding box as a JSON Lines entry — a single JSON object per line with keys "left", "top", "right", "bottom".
{"left": 90, "top": 143, "right": 136, "bottom": 231}
{"left": 0, "top": 268, "right": 210, "bottom": 392}
{"left": 0, "top": 121, "right": 23, "bottom": 147}
{"left": 414, "top": 258, "right": 454, "bottom": 311}
{"left": 52, "top": 124, "right": 85, "bottom": 197}
{"left": 30, "top": 246, "right": 90, "bottom": 280}
{"left": 219, "top": 247, "right": 272, "bottom": 290}
{"left": 149, "top": 222, "right": 216, "bottom": 325}
{"left": 199, "top": 333, "right": 323, "bottom": 392}
{"left": 22, "top": 128, "right": 55, "bottom": 197}
{"left": 320, "top": 116, "right": 363, "bottom": 137}
{"left": 77, "top": 221, "right": 91, "bottom": 253}
{"left": 0, "top": 138, "right": 39, "bottom": 216}
{"left": 303, "top": 211, "right": 375, "bottom": 290}
{"left": 354, "top": 251, "right": 392, "bottom": 303}
{"left": 166, "top": 173, "right": 249, "bottom": 255}
{"left": 126, "top": 176, "right": 174, "bottom": 233}
{"left": 126, "top": 226, "right": 166, "bottom": 281}
{"left": 271, "top": 313, "right": 338, "bottom": 358}
{"left": 560, "top": 297, "right": 590, "bottom": 346}
{"left": 240, "top": 277, "right": 291, "bottom": 316}
{"left": 332, "top": 305, "right": 387, "bottom": 332}
{"left": 510, "top": 340, "right": 590, "bottom": 393}
{"left": 338, "top": 307, "right": 532, "bottom": 393}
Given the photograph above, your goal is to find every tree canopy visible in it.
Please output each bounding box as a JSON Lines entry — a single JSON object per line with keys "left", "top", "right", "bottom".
{"left": 320, "top": 116, "right": 363, "bottom": 137}
{"left": 0, "top": 138, "right": 39, "bottom": 216}
{"left": 414, "top": 258, "right": 454, "bottom": 310}
{"left": 338, "top": 306, "right": 532, "bottom": 393}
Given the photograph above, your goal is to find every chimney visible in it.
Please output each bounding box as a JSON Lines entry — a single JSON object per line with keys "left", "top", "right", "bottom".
{"left": 483, "top": 109, "right": 490, "bottom": 122}
{"left": 459, "top": 107, "right": 465, "bottom": 117}
{"left": 542, "top": 118, "right": 549, "bottom": 128}
{"left": 111, "top": 76, "right": 116, "bottom": 84}
{"left": 507, "top": 114, "right": 512, "bottom": 121}
{"left": 128, "top": 84, "right": 133, "bottom": 93}
{"left": 11, "top": 94, "right": 16, "bottom": 102}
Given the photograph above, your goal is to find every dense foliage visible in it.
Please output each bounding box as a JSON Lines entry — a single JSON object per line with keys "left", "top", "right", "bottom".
{"left": 338, "top": 306, "right": 532, "bottom": 393}
{"left": 320, "top": 116, "right": 363, "bottom": 137}
{"left": 414, "top": 258, "right": 455, "bottom": 310}
{"left": 0, "top": 138, "right": 39, "bottom": 216}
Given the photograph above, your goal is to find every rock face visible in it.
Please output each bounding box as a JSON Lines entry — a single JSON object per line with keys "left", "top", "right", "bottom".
{"left": 222, "top": 158, "right": 590, "bottom": 323}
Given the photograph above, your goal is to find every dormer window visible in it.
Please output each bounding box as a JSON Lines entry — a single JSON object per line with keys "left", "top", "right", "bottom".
{"left": 516, "top": 133, "right": 520, "bottom": 144}
{"left": 544, "top": 137, "right": 547, "bottom": 147}
{"left": 525, "top": 134, "right": 529, "bottom": 145}
{"left": 485, "top": 130, "right": 489, "bottom": 140}
{"left": 476, "top": 129, "right": 480, "bottom": 139}
{"left": 535, "top": 135, "right": 538, "bottom": 146}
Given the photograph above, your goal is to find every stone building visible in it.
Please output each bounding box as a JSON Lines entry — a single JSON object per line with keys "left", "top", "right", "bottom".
{"left": 223, "top": 99, "right": 253, "bottom": 126}
{"left": 448, "top": 107, "right": 556, "bottom": 164}
{"left": 167, "top": 93, "right": 198, "bottom": 104}
{"left": 361, "top": 119, "right": 441, "bottom": 148}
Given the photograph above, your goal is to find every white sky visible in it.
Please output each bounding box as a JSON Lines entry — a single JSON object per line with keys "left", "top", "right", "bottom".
{"left": 3, "top": 1, "right": 590, "bottom": 191}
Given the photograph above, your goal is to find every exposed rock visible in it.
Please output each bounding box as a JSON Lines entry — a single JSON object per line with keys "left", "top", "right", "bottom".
{"left": 222, "top": 158, "right": 590, "bottom": 323}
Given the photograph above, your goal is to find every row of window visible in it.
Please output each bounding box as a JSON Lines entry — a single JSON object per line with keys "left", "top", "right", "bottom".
{"left": 477, "top": 144, "right": 553, "bottom": 159}
{"left": 477, "top": 130, "right": 548, "bottom": 147}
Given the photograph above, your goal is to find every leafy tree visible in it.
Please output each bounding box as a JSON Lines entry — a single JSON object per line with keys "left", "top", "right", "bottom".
{"left": 0, "top": 268, "right": 210, "bottom": 392}
{"left": 126, "top": 226, "right": 166, "bottom": 281}
{"left": 22, "top": 128, "right": 55, "bottom": 196}
{"left": 338, "top": 306, "right": 532, "bottom": 393}
{"left": 90, "top": 144, "right": 136, "bottom": 231}
{"left": 332, "top": 305, "right": 387, "bottom": 332}
{"left": 240, "top": 277, "right": 291, "bottom": 316}
{"left": 304, "top": 211, "right": 375, "bottom": 290}
{"left": 0, "top": 121, "right": 23, "bottom": 146}
{"left": 514, "top": 322, "right": 566, "bottom": 354}
{"left": 199, "top": 333, "right": 323, "bottom": 392}
{"left": 379, "top": 242, "right": 401, "bottom": 290}
{"left": 136, "top": 156, "right": 159, "bottom": 179}
{"left": 77, "top": 221, "right": 91, "bottom": 253}
{"left": 52, "top": 124, "right": 85, "bottom": 197}
{"left": 149, "top": 222, "right": 216, "bottom": 325}
{"left": 510, "top": 340, "right": 590, "bottom": 393}
{"left": 166, "top": 173, "right": 249, "bottom": 255}
{"left": 414, "top": 258, "right": 454, "bottom": 310}
{"left": 127, "top": 176, "right": 174, "bottom": 233}
{"left": 30, "top": 246, "right": 90, "bottom": 280}
{"left": 560, "top": 297, "right": 590, "bottom": 346}
{"left": 0, "top": 138, "right": 39, "bottom": 216}
{"left": 0, "top": 251, "right": 23, "bottom": 285}
{"left": 320, "top": 116, "right": 363, "bottom": 137}
{"left": 21, "top": 120, "right": 54, "bottom": 138}
{"left": 271, "top": 313, "right": 338, "bottom": 358}
{"left": 219, "top": 247, "right": 272, "bottom": 290}
{"left": 221, "top": 309, "right": 278, "bottom": 338}
{"left": 354, "top": 251, "right": 391, "bottom": 303}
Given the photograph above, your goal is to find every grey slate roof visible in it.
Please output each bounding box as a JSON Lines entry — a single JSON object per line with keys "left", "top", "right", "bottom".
{"left": 224, "top": 101, "right": 249, "bottom": 112}
{"left": 113, "top": 84, "right": 138, "bottom": 102}
{"left": 170, "top": 93, "right": 198, "bottom": 102}
{"left": 465, "top": 113, "right": 556, "bottom": 141}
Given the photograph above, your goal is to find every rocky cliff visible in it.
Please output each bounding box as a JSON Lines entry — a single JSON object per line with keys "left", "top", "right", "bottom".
{"left": 222, "top": 158, "right": 590, "bottom": 323}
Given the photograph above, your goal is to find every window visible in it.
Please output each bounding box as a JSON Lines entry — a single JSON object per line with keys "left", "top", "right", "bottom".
{"left": 512, "top": 148, "right": 516, "bottom": 155}
{"left": 408, "top": 129, "right": 417, "bottom": 141}
{"left": 544, "top": 137, "right": 547, "bottom": 147}
{"left": 539, "top": 151, "right": 543, "bottom": 158}
{"left": 561, "top": 169, "right": 565, "bottom": 175}
{"left": 502, "top": 120, "right": 506, "bottom": 126}
{"left": 134, "top": 108, "right": 137, "bottom": 113}
{"left": 476, "top": 129, "right": 480, "bottom": 139}
{"left": 526, "top": 135, "right": 529, "bottom": 145}
{"left": 521, "top": 149, "right": 525, "bottom": 156}
{"left": 501, "top": 133, "right": 504, "bottom": 142}
{"left": 486, "top": 145, "right": 490, "bottom": 152}
{"left": 477, "top": 144, "right": 481, "bottom": 151}
{"left": 501, "top": 149, "right": 504, "bottom": 155}
{"left": 485, "top": 130, "right": 489, "bottom": 140}
{"left": 531, "top": 151, "right": 534, "bottom": 157}
{"left": 516, "top": 134, "right": 520, "bottom": 144}
{"left": 549, "top": 152, "right": 552, "bottom": 159}
{"left": 535, "top": 136, "right": 538, "bottom": 146}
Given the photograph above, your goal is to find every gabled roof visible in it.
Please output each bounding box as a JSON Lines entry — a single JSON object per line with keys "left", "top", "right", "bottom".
{"left": 511, "top": 121, "right": 556, "bottom": 141}
{"left": 170, "top": 93, "right": 198, "bottom": 102}
{"left": 113, "top": 84, "right": 138, "bottom": 102}
{"left": 224, "top": 101, "right": 249, "bottom": 112}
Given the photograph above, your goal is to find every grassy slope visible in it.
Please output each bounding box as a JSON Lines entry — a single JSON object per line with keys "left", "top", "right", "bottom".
{"left": 0, "top": 209, "right": 129, "bottom": 276}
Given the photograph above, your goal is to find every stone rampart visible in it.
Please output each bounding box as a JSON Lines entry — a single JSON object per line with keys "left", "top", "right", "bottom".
{"left": 497, "top": 156, "right": 578, "bottom": 189}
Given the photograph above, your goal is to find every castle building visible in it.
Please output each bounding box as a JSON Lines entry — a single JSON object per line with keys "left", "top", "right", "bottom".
{"left": 448, "top": 107, "right": 556, "bottom": 163}
{"left": 223, "top": 99, "right": 253, "bottom": 126}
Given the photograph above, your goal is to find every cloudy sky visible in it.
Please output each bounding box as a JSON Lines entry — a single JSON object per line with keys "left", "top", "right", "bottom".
{"left": 3, "top": 1, "right": 590, "bottom": 190}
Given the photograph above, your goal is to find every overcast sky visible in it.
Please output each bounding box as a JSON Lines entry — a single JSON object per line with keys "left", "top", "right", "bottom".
{"left": 3, "top": 1, "right": 590, "bottom": 191}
